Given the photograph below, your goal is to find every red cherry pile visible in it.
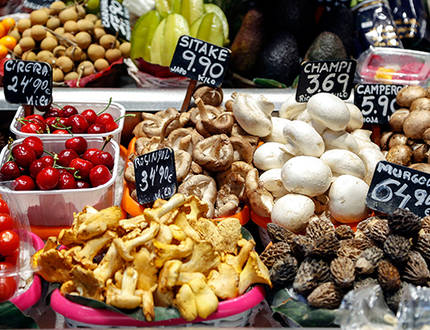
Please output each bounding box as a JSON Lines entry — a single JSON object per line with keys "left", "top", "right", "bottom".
{"left": 19, "top": 99, "right": 120, "bottom": 135}
{"left": 0, "top": 136, "right": 114, "bottom": 190}
{"left": 0, "top": 199, "right": 19, "bottom": 302}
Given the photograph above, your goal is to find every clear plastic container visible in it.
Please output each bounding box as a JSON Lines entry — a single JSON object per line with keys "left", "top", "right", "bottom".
{"left": 10, "top": 101, "right": 126, "bottom": 145}
{"left": 0, "top": 136, "right": 120, "bottom": 227}
{"left": 356, "top": 46, "right": 430, "bottom": 85}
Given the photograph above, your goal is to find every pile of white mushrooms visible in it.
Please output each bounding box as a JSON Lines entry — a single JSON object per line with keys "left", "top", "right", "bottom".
{"left": 232, "top": 92, "right": 386, "bottom": 233}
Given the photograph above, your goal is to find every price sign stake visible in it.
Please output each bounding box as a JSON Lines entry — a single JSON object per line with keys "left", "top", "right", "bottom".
{"left": 3, "top": 60, "right": 52, "bottom": 108}
{"left": 134, "top": 148, "right": 177, "bottom": 205}
{"left": 100, "top": 0, "right": 131, "bottom": 41}
{"left": 170, "top": 35, "right": 231, "bottom": 111}
{"left": 23, "top": 0, "right": 54, "bottom": 9}
{"left": 366, "top": 160, "right": 430, "bottom": 217}
{"left": 296, "top": 59, "right": 356, "bottom": 102}
{"left": 354, "top": 84, "right": 403, "bottom": 125}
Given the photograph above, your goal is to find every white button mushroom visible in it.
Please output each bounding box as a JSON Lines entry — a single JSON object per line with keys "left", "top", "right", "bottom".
{"left": 320, "top": 149, "right": 366, "bottom": 179}
{"left": 231, "top": 93, "right": 274, "bottom": 137}
{"left": 307, "top": 93, "right": 350, "bottom": 131}
{"left": 283, "top": 120, "right": 325, "bottom": 157}
{"left": 279, "top": 95, "right": 306, "bottom": 120}
{"left": 328, "top": 175, "right": 370, "bottom": 223}
{"left": 271, "top": 193, "right": 315, "bottom": 233}
{"left": 358, "top": 147, "right": 386, "bottom": 184}
{"left": 345, "top": 103, "right": 364, "bottom": 131}
{"left": 322, "top": 129, "right": 360, "bottom": 154}
{"left": 351, "top": 129, "right": 381, "bottom": 151}
{"left": 259, "top": 168, "right": 289, "bottom": 198}
{"left": 253, "top": 142, "right": 292, "bottom": 171}
{"left": 263, "top": 117, "right": 290, "bottom": 143}
{"left": 281, "top": 156, "right": 332, "bottom": 197}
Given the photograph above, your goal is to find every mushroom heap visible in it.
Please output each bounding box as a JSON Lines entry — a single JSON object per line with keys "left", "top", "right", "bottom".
{"left": 261, "top": 209, "right": 430, "bottom": 312}
{"left": 125, "top": 86, "right": 263, "bottom": 218}
{"left": 242, "top": 92, "right": 385, "bottom": 231}
{"left": 34, "top": 194, "right": 272, "bottom": 321}
{"left": 381, "top": 85, "right": 430, "bottom": 173}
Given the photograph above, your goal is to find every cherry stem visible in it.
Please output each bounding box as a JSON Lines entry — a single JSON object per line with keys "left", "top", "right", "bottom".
{"left": 101, "top": 135, "right": 112, "bottom": 151}
{"left": 97, "top": 97, "right": 112, "bottom": 116}
{"left": 114, "top": 113, "right": 136, "bottom": 123}
{"left": 43, "top": 150, "right": 55, "bottom": 157}
{"left": 53, "top": 118, "right": 73, "bottom": 134}
{"left": 6, "top": 138, "right": 14, "bottom": 162}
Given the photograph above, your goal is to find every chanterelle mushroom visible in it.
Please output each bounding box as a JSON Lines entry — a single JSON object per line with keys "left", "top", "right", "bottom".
{"left": 106, "top": 266, "right": 141, "bottom": 309}
{"left": 192, "top": 134, "right": 234, "bottom": 172}
{"left": 238, "top": 251, "right": 272, "bottom": 294}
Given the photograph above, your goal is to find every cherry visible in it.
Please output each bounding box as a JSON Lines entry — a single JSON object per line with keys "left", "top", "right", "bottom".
{"left": 57, "top": 171, "right": 77, "bottom": 189}
{"left": 36, "top": 167, "right": 60, "bottom": 190}
{"left": 69, "top": 115, "right": 89, "bottom": 133}
{"left": 89, "top": 165, "right": 111, "bottom": 187}
{"left": 25, "top": 114, "right": 45, "bottom": 123}
{"left": 87, "top": 123, "right": 106, "bottom": 134}
{"left": 44, "top": 108, "right": 60, "bottom": 118}
{"left": 76, "top": 180, "right": 90, "bottom": 189}
{"left": 29, "top": 159, "right": 47, "bottom": 178}
{"left": 52, "top": 129, "right": 69, "bottom": 134}
{"left": 57, "top": 149, "right": 79, "bottom": 167}
{"left": 21, "top": 122, "right": 43, "bottom": 134}
{"left": 69, "top": 158, "right": 94, "bottom": 179}
{"left": 96, "top": 113, "right": 115, "bottom": 128}
{"left": 81, "top": 109, "right": 97, "bottom": 125}
{"left": 40, "top": 156, "right": 54, "bottom": 167}
{"left": 22, "top": 137, "right": 44, "bottom": 158}
{"left": 23, "top": 115, "right": 47, "bottom": 132}
{"left": 36, "top": 104, "right": 51, "bottom": 112}
{"left": 0, "top": 161, "right": 20, "bottom": 180}
{"left": 65, "top": 137, "right": 87, "bottom": 155}
{"left": 91, "top": 151, "right": 114, "bottom": 170}
{"left": 62, "top": 105, "right": 78, "bottom": 117}
{"left": 105, "top": 121, "right": 118, "bottom": 132}
{"left": 82, "top": 148, "right": 101, "bottom": 161}
{"left": 14, "top": 175, "right": 35, "bottom": 191}
{"left": 12, "top": 144, "right": 36, "bottom": 168}
{"left": 45, "top": 117, "right": 58, "bottom": 131}
{"left": 57, "top": 117, "right": 71, "bottom": 128}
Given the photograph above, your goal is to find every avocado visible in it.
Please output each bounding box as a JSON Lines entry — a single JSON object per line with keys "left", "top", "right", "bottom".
{"left": 230, "top": 8, "right": 265, "bottom": 77}
{"left": 256, "top": 31, "right": 300, "bottom": 86}
{"left": 318, "top": 6, "right": 354, "bottom": 56}
{"left": 304, "top": 31, "right": 347, "bottom": 61}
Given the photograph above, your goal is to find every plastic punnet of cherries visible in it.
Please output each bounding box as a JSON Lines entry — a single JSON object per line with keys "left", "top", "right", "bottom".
{"left": 0, "top": 136, "right": 113, "bottom": 190}
{"left": 19, "top": 100, "right": 120, "bottom": 134}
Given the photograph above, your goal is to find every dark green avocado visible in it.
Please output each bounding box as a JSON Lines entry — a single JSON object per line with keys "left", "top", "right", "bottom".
{"left": 304, "top": 31, "right": 347, "bottom": 61}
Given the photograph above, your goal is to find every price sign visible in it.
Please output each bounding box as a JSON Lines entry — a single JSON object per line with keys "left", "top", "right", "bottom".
{"left": 3, "top": 60, "right": 52, "bottom": 107}
{"left": 354, "top": 84, "right": 403, "bottom": 125}
{"left": 134, "top": 148, "right": 177, "bottom": 205}
{"left": 23, "top": 0, "right": 54, "bottom": 9}
{"left": 366, "top": 161, "right": 430, "bottom": 217}
{"left": 170, "top": 35, "right": 231, "bottom": 87}
{"left": 100, "top": 0, "right": 131, "bottom": 41}
{"left": 296, "top": 59, "right": 356, "bottom": 102}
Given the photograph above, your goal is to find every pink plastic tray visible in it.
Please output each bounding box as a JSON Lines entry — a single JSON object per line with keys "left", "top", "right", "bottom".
{"left": 10, "top": 232, "right": 43, "bottom": 311}
{"left": 51, "top": 285, "right": 265, "bottom": 326}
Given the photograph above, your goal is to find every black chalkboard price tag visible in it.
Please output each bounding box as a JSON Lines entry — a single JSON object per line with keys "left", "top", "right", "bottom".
{"left": 3, "top": 60, "right": 52, "bottom": 107}
{"left": 134, "top": 148, "right": 177, "bottom": 205}
{"left": 100, "top": 0, "right": 131, "bottom": 41}
{"left": 23, "top": 0, "right": 54, "bottom": 10}
{"left": 170, "top": 35, "right": 231, "bottom": 87}
{"left": 296, "top": 59, "right": 356, "bottom": 102}
{"left": 354, "top": 84, "right": 403, "bottom": 125}
{"left": 366, "top": 160, "right": 430, "bottom": 217}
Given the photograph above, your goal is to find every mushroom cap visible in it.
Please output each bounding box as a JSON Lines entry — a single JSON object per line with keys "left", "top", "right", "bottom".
{"left": 263, "top": 117, "right": 290, "bottom": 144}
{"left": 282, "top": 120, "right": 325, "bottom": 157}
{"left": 345, "top": 103, "right": 364, "bottom": 131}
{"left": 259, "top": 168, "right": 289, "bottom": 198}
{"left": 320, "top": 149, "right": 366, "bottom": 179}
{"left": 281, "top": 156, "right": 332, "bottom": 197}
{"left": 271, "top": 193, "right": 315, "bottom": 233}
{"left": 307, "top": 93, "right": 350, "bottom": 131}
{"left": 328, "top": 175, "right": 370, "bottom": 223}
{"left": 279, "top": 95, "right": 306, "bottom": 120}
{"left": 253, "top": 142, "right": 292, "bottom": 171}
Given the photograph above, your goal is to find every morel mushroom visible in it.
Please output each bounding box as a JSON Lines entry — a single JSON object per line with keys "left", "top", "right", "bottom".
{"left": 269, "top": 255, "right": 298, "bottom": 287}
{"left": 388, "top": 208, "right": 421, "bottom": 236}
{"left": 383, "top": 234, "right": 412, "bottom": 264}
{"left": 310, "top": 232, "right": 340, "bottom": 258}
{"left": 192, "top": 134, "right": 234, "bottom": 172}
{"left": 403, "top": 251, "right": 430, "bottom": 285}
{"left": 306, "top": 216, "right": 335, "bottom": 241}
{"left": 335, "top": 225, "right": 355, "bottom": 240}
{"left": 421, "top": 216, "right": 430, "bottom": 233}
{"left": 266, "top": 223, "right": 296, "bottom": 244}
{"left": 362, "top": 217, "right": 390, "bottom": 243}
{"left": 353, "top": 277, "right": 378, "bottom": 291}
{"left": 384, "top": 281, "right": 407, "bottom": 313}
{"left": 416, "top": 231, "right": 430, "bottom": 261}
{"left": 260, "top": 241, "right": 292, "bottom": 269}
{"left": 293, "top": 258, "right": 330, "bottom": 296}
{"left": 355, "top": 246, "right": 384, "bottom": 275}
{"left": 377, "top": 259, "right": 401, "bottom": 292}
{"left": 291, "top": 235, "right": 314, "bottom": 260}
{"left": 307, "top": 282, "right": 343, "bottom": 309}
{"left": 330, "top": 257, "right": 355, "bottom": 288}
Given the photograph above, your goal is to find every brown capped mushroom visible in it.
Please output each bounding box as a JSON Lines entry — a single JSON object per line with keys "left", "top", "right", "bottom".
{"left": 229, "top": 136, "right": 254, "bottom": 163}
{"left": 380, "top": 131, "right": 393, "bottom": 150}
{"left": 389, "top": 108, "right": 410, "bottom": 132}
{"left": 192, "top": 134, "right": 234, "bottom": 172}
{"left": 410, "top": 97, "right": 430, "bottom": 112}
{"left": 174, "top": 150, "right": 192, "bottom": 182}
{"left": 168, "top": 128, "right": 203, "bottom": 154}
{"left": 386, "top": 144, "right": 412, "bottom": 166}
{"left": 141, "top": 108, "right": 181, "bottom": 138}
{"left": 215, "top": 186, "right": 240, "bottom": 217}
{"left": 411, "top": 143, "right": 429, "bottom": 163}
{"left": 423, "top": 128, "right": 430, "bottom": 144}
{"left": 192, "top": 85, "right": 223, "bottom": 107}
{"left": 231, "top": 123, "right": 260, "bottom": 149}
{"left": 216, "top": 161, "right": 253, "bottom": 202}
{"left": 195, "top": 98, "right": 234, "bottom": 135}
{"left": 403, "top": 110, "right": 430, "bottom": 139}
{"left": 388, "top": 133, "right": 408, "bottom": 149}
{"left": 245, "top": 168, "right": 274, "bottom": 218}
{"left": 396, "top": 85, "right": 427, "bottom": 107}
{"left": 410, "top": 163, "right": 430, "bottom": 174}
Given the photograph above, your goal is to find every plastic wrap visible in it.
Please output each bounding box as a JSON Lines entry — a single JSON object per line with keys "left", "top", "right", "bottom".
{"left": 336, "top": 284, "right": 397, "bottom": 329}
{"left": 397, "top": 285, "right": 430, "bottom": 330}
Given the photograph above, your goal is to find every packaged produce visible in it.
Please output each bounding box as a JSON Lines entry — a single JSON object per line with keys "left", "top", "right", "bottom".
{"left": 10, "top": 100, "right": 126, "bottom": 144}
{"left": 34, "top": 193, "right": 271, "bottom": 322}
{"left": 356, "top": 47, "right": 430, "bottom": 85}
{"left": 0, "top": 136, "right": 119, "bottom": 227}
{"left": 263, "top": 208, "right": 430, "bottom": 313}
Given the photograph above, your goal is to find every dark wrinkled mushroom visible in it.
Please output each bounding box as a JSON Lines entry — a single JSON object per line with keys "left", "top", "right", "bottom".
{"left": 196, "top": 97, "right": 234, "bottom": 135}
{"left": 192, "top": 134, "right": 234, "bottom": 172}
{"left": 174, "top": 150, "right": 192, "bottom": 182}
